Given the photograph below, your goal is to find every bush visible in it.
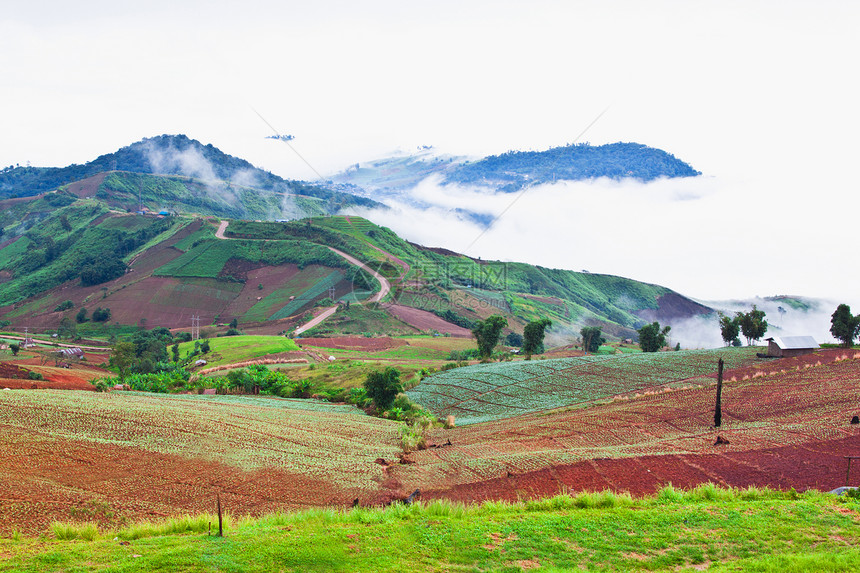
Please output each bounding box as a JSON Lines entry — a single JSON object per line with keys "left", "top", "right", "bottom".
{"left": 54, "top": 300, "right": 74, "bottom": 312}
{"left": 92, "top": 307, "right": 111, "bottom": 322}
{"left": 174, "top": 332, "right": 192, "bottom": 343}
{"left": 363, "top": 367, "right": 402, "bottom": 411}
{"left": 27, "top": 370, "right": 44, "bottom": 380}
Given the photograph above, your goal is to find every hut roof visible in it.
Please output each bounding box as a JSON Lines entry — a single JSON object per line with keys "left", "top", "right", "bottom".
{"left": 766, "top": 336, "right": 819, "bottom": 350}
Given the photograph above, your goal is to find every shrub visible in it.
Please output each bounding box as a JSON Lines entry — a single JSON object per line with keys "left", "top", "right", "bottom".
{"left": 54, "top": 300, "right": 74, "bottom": 312}
{"left": 363, "top": 367, "right": 402, "bottom": 411}
{"left": 27, "top": 370, "right": 44, "bottom": 380}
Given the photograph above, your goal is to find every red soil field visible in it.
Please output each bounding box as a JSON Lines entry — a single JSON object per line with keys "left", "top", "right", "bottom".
{"left": 3, "top": 348, "right": 859, "bottom": 535}
{"left": 401, "top": 352, "right": 860, "bottom": 501}
{"left": 382, "top": 304, "right": 471, "bottom": 337}
{"left": 65, "top": 173, "right": 107, "bottom": 198}
{"left": 295, "top": 336, "right": 408, "bottom": 352}
{"left": 0, "top": 429, "right": 351, "bottom": 535}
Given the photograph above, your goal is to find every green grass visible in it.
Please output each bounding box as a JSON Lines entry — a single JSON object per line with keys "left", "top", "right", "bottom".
{"left": 177, "top": 335, "right": 300, "bottom": 368}
{"left": 4, "top": 487, "right": 860, "bottom": 572}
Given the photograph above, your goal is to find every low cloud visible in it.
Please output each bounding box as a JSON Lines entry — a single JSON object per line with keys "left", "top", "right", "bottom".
{"left": 353, "top": 174, "right": 857, "bottom": 348}
{"left": 142, "top": 139, "right": 304, "bottom": 218}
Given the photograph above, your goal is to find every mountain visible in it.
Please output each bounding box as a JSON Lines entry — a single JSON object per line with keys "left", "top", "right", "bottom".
{"left": 0, "top": 134, "right": 380, "bottom": 214}
{"left": 445, "top": 142, "right": 701, "bottom": 192}
{"left": 328, "top": 142, "right": 700, "bottom": 195}
{"left": 0, "top": 180, "right": 713, "bottom": 342}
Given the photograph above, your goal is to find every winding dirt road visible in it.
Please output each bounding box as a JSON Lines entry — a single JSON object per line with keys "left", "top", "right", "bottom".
{"left": 213, "top": 220, "right": 392, "bottom": 334}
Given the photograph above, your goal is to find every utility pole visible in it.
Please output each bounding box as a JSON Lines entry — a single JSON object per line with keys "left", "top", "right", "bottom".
{"left": 714, "top": 358, "right": 724, "bottom": 427}
{"left": 191, "top": 316, "right": 200, "bottom": 341}
{"left": 328, "top": 286, "right": 335, "bottom": 300}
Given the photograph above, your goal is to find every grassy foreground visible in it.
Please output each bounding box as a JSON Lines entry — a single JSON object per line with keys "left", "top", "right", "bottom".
{"left": 2, "top": 486, "right": 860, "bottom": 572}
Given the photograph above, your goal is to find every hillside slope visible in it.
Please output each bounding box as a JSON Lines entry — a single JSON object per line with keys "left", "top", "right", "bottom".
{"left": 0, "top": 191, "right": 712, "bottom": 340}
{"left": 0, "top": 134, "right": 380, "bottom": 215}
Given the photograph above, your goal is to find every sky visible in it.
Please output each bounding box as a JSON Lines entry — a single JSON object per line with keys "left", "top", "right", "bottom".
{"left": 2, "top": 0, "right": 859, "bottom": 310}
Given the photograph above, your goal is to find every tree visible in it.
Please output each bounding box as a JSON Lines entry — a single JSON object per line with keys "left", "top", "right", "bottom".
{"left": 75, "top": 307, "right": 88, "bottom": 323}
{"left": 505, "top": 332, "right": 523, "bottom": 347}
{"left": 363, "top": 367, "right": 402, "bottom": 410}
{"left": 229, "top": 318, "right": 238, "bottom": 329}
{"left": 9, "top": 343, "right": 19, "bottom": 356}
{"left": 110, "top": 341, "right": 136, "bottom": 382}
{"left": 830, "top": 304, "right": 860, "bottom": 348}
{"left": 736, "top": 306, "right": 767, "bottom": 346}
{"left": 522, "top": 319, "right": 552, "bottom": 358}
{"left": 92, "top": 307, "right": 111, "bottom": 322}
{"left": 638, "top": 322, "right": 671, "bottom": 352}
{"left": 718, "top": 312, "right": 741, "bottom": 347}
{"left": 171, "top": 343, "right": 180, "bottom": 362}
{"left": 471, "top": 315, "right": 507, "bottom": 360}
{"left": 57, "top": 317, "right": 76, "bottom": 339}
{"left": 580, "top": 326, "right": 606, "bottom": 354}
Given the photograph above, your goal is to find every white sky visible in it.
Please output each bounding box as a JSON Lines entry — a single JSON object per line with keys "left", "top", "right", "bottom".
{"left": 2, "top": 0, "right": 859, "bottom": 305}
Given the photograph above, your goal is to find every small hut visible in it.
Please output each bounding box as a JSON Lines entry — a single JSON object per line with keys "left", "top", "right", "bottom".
{"left": 765, "top": 336, "right": 819, "bottom": 358}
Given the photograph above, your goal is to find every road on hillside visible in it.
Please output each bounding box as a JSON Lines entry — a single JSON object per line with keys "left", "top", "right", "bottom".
{"left": 213, "top": 220, "right": 394, "bottom": 334}
{"left": 293, "top": 306, "right": 338, "bottom": 337}
{"left": 214, "top": 220, "right": 229, "bottom": 239}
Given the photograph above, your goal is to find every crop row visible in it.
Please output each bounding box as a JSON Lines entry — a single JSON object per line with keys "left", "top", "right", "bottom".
{"left": 408, "top": 348, "right": 762, "bottom": 425}
{"left": 0, "top": 390, "right": 401, "bottom": 488}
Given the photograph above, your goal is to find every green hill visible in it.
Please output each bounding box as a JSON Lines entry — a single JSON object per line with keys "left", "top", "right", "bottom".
{"left": 446, "top": 142, "right": 701, "bottom": 192}
{"left": 0, "top": 134, "right": 380, "bottom": 215}
{"left": 0, "top": 189, "right": 711, "bottom": 339}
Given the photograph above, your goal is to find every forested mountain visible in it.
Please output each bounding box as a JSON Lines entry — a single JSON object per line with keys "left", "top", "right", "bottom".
{"left": 328, "top": 142, "right": 700, "bottom": 194}
{"left": 0, "top": 135, "right": 380, "bottom": 211}
{"left": 444, "top": 142, "right": 700, "bottom": 192}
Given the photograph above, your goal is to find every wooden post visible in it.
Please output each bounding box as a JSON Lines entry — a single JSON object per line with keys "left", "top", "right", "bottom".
{"left": 714, "top": 358, "right": 724, "bottom": 427}
{"left": 217, "top": 493, "right": 223, "bottom": 537}
{"left": 845, "top": 456, "right": 860, "bottom": 486}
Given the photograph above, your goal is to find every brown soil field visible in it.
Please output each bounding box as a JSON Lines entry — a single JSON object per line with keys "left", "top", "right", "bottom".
{"left": 0, "top": 391, "right": 402, "bottom": 535}
{"left": 382, "top": 304, "right": 471, "bottom": 336}
{"left": 398, "top": 352, "right": 860, "bottom": 501}
{"left": 296, "top": 336, "right": 408, "bottom": 352}
{"left": 218, "top": 264, "right": 302, "bottom": 320}
{"left": 65, "top": 173, "right": 107, "bottom": 198}
{"left": 103, "top": 276, "right": 234, "bottom": 328}
{"left": 3, "top": 349, "right": 859, "bottom": 536}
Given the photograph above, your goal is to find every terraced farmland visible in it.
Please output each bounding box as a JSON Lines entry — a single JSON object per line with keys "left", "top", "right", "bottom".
{"left": 0, "top": 390, "right": 401, "bottom": 534}
{"left": 408, "top": 347, "right": 762, "bottom": 425}
{"left": 402, "top": 350, "right": 860, "bottom": 501}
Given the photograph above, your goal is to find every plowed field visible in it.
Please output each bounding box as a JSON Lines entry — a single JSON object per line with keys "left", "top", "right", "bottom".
{"left": 398, "top": 350, "right": 860, "bottom": 501}
{"left": 0, "top": 392, "right": 402, "bottom": 535}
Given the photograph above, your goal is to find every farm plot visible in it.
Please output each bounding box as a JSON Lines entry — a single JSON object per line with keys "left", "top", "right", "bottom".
{"left": 400, "top": 354, "right": 860, "bottom": 501}
{"left": 242, "top": 265, "right": 340, "bottom": 322}
{"left": 177, "top": 335, "right": 300, "bottom": 368}
{"left": 408, "top": 347, "right": 762, "bottom": 425}
{"left": 268, "top": 270, "right": 344, "bottom": 320}
{"left": 0, "top": 390, "right": 402, "bottom": 535}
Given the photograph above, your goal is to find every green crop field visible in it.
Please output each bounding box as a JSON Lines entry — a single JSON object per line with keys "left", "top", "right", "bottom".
{"left": 408, "top": 347, "right": 763, "bottom": 425}
{"left": 268, "top": 270, "right": 344, "bottom": 320}
{"left": 154, "top": 239, "right": 345, "bottom": 279}
{"left": 241, "top": 266, "right": 337, "bottom": 322}
{"left": 3, "top": 487, "right": 859, "bottom": 572}
{"left": 177, "top": 335, "right": 301, "bottom": 368}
